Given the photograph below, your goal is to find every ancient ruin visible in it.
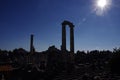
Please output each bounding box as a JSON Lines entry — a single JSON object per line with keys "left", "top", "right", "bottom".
{"left": 61, "top": 20, "right": 75, "bottom": 66}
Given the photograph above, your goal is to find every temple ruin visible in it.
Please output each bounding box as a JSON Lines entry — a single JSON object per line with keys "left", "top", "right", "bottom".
{"left": 61, "top": 20, "right": 75, "bottom": 66}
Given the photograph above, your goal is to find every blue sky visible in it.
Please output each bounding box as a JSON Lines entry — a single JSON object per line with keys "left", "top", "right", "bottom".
{"left": 0, "top": 0, "right": 120, "bottom": 52}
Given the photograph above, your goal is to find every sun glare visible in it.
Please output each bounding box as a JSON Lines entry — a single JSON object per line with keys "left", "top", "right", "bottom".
{"left": 97, "top": 0, "right": 107, "bottom": 9}
{"left": 93, "top": 0, "right": 112, "bottom": 16}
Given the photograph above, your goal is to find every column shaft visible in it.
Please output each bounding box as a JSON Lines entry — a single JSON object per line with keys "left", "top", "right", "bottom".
{"left": 62, "top": 25, "right": 66, "bottom": 51}
{"left": 70, "top": 27, "right": 74, "bottom": 53}
{"left": 30, "top": 34, "right": 34, "bottom": 54}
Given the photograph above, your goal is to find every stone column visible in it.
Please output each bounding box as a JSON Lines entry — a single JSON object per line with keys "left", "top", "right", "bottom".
{"left": 70, "top": 25, "right": 74, "bottom": 54}
{"left": 70, "top": 25, "right": 74, "bottom": 64}
{"left": 28, "top": 34, "right": 34, "bottom": 64}
{"left": 61, "top": 23, "right": 67, "bottom": 70}
{"left": 30, "top": 34, "right": 34, "bottom": 54}
{"left": 62, "top": 24, "right": 66, "bottom": 52}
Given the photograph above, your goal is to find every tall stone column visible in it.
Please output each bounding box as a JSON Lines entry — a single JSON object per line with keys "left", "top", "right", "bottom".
{"left": 30, "top": 34, "right": 34, "bottom": 54}
{"left": 70, "top": 25, "right": 74, "bottom": 64}
{"left": 61, "top": 23, "right": 67, "bottom": 70}
{"left": 28, "top": 34, "right": 34, "bottom": 64}
{"left": 70, "top": 25, "right": 74, "bottom": 53}
{"left": 62, "top": 24, "right": 66, "bottom": 52}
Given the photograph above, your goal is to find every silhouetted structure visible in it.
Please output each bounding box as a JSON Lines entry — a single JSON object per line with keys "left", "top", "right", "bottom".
{"left": 30, "top": 34, "right": 35, "bottom": 54}
{"left": 61, "top": 21, "right": 75, "bottom": 70}
{"left": 27, "top": 34, "right": 35, "bottom": 65}
{"left": 1, "top": 21, "right": 120, "bottom": 80}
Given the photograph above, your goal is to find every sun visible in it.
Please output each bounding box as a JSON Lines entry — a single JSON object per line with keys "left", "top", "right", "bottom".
{"left": 93, "top": 0, "right": 112, "bottom": 15}
{"left": 97, "top": 0, "right": 107, "bottom": 9}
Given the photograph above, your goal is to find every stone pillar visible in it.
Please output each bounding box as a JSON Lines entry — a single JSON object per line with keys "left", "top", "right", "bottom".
{"left": 61, "top": 22, "right": 67, "bottom": 70}
{"left": 70, "top": 25, "right": 74, "bottom": 53}
{"left": 28, "top": 34, "right": 34, "bottom": 64}
{"left": 62, "top": 24, "right": 66, "bottom": 52}
{"left": 30, "top": 34, "right": 34, "bottom": 54}
{"left": 70, "top": 25, "right": 74, "bottom": 64}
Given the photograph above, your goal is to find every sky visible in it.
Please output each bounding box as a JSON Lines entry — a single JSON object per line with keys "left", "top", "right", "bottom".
{"left": 0, "top": 0, "right": 120, "bottom": 52}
